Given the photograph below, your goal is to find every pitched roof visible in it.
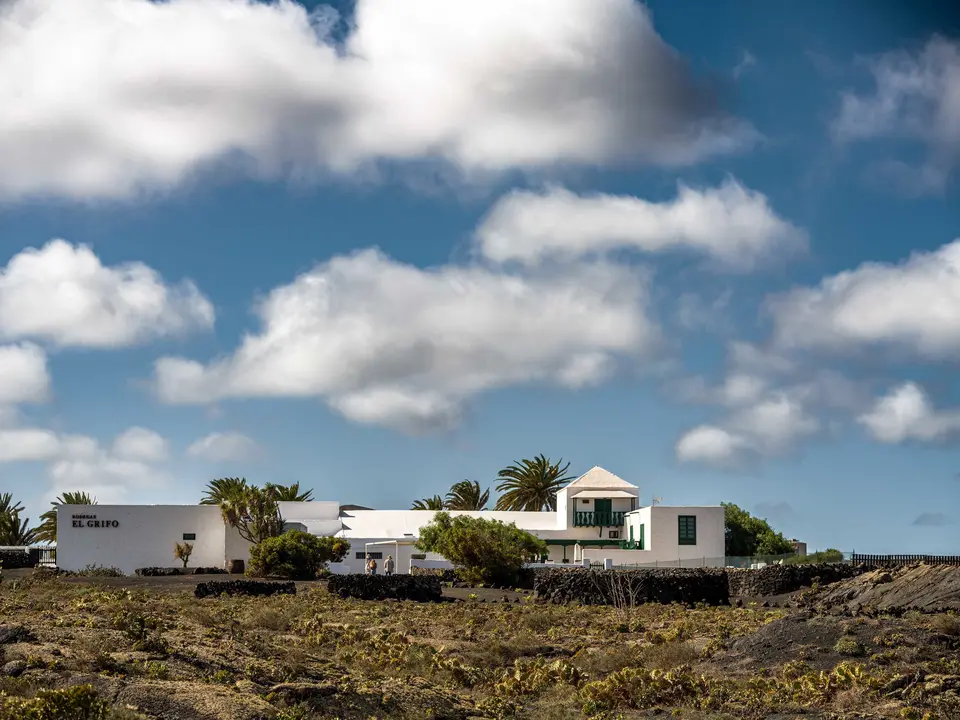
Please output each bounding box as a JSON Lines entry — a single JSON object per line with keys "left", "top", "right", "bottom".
{"left": 564, "top": 466, "right": 637, "bottom": 490}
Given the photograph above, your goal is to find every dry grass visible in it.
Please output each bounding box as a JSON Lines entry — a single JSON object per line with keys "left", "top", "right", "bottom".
{"left": 0, "top": 573, "right": 957, "bottom": 719}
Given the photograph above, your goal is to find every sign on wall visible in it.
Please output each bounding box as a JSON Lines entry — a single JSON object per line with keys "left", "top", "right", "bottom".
{"left": 71, "top": 514, "right": 119, "bottom": 529}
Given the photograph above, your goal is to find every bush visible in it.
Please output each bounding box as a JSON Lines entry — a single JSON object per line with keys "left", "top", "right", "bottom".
{"left": 416, "top": 512, "right": 547, "bottom": 588}
{"left": 784, "top": 549, "right": 844, "bottom": 565}
{"left": 247, "top": 530, "right": 349, "bottom": 581}
{"left": 0, "top": 684, "right": 108, "bottom": 719}
{"left": 194, "top": 580, "right": 296, "bottom": 598}
{"left": 76, "top": 564, "right": 125, "bottom": 577}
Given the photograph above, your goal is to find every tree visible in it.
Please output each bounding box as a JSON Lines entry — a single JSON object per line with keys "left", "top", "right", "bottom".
{"left": 174, "top": 542, "right": 194, "bottom": 568}
{"left": 416, "top": 511, "right": 547, "bottom": 587}
{"left": 248, "top": 530, "right": 350, "bottom": 580}
{"left": 722, "top": 503, "right": 795, "bottom": 557}
{"left": 220, "top": 485, "right": 285, "bottom": 545}
{"left": 264, "top": 482, "right": 314, "bottom": 502}
{"left": 411, "top": 495, "right": 445, "bottom": 510}
{"left": 494, "top": 454, "right": 574, "bottom": 511}
{"left": 0, "top": 494, "right": 38, "bottom": 546}
{"left": 445, "top": 480, "right": 490, "bottom": 511}
{"left": 35, "top": 491, "right": 97, "bottom": 544}
{"left": 200, "top": 477, "right": 249, "bottom": 506}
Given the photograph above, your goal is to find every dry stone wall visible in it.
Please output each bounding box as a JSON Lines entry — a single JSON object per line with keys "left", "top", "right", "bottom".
{"left": 327, "top": 574, "right": 442, "bottom": 602}
{"left": 727, "top": 564, "right": 862, "bottom": 597}
{"left": 534, "top": 568, "right": 730, "bottom": 606}
{"left": 194, "top": 580, "right": 296, "bottom": 598}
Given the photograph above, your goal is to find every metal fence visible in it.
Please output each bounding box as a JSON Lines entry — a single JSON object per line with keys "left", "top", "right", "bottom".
{"left": 851, "top": 553, "right": 960, "bottom": 567}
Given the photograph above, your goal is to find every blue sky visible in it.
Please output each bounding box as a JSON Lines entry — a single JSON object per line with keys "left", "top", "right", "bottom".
{"left": 0, "top": 0, "right": 958, "bottom": 554}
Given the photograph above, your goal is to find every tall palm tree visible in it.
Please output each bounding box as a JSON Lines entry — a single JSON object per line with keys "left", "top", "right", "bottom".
{"left": 411, "top": 495, "right": 445, "bottom": 510}
{"left": 200, "top": 477, "right": 249, "bottom": 505}
{"left": 0, "top": 493, "right": 38, "bottom": 546}
{"left": 445, "top": 480, "right": 490, "bottom": 511}
{"left": 35, "top": 491, "right": 97, "bottom": 544}
{"left": 0, "top": 513, "right": 38, "bottom": 546}
{"left": 264, "top": 482, "right": 314, "bottom": 502}
{"left": 494, "top": 454, "right": 574, "bottom": 511}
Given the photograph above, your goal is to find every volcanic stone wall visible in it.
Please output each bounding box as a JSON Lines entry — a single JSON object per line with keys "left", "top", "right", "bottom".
{"left": 410, "top": 566, "right": 536, "bottom": 590}
{"left": 327, "top": 574, "right": 442, "bottom": 602}
{"left": 0, "top": 549, "right": 36, "bottom": 569}
{"left": 136, "top": 567, "right": 227, "bottom": 577}
{"left": 534, "top": 568, "right": 730, "bottom": 606}
{"left": 194, "top": 580, "right": 296, "bottom": 598}
{"left": 727, "top": 563, "right": 863, "bottom": 597}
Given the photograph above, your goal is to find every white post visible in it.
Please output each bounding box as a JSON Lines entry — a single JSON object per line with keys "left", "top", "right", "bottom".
{"left": 581, "top": 558, "right": 590, "bottom": 568}
{"left": 603, "top": 558, "right": 613, "bottom": 570}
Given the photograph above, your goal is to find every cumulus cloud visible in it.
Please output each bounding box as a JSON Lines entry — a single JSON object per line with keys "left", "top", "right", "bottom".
{"left": 858, "top": 382, "right": 960, "bottom": 444}
{"left": 0, "top": 0, "right": 754, "bottom": 202}
{"left": 0, "top": 342, "right": 50, "bottom": 404}
{"left": 0, "top": 240, "right": 214, "bottom": 348}
{"left": 112, "top": 427, "right": 169, "bottom": 462}
{"left": 0, "top": 422, "right": 170, "bottom": 502}
{"left": 676, "top": 392, "right": 819, "bottom": 467}
{"left": 769, "top": 239, "right": 960, "bottom": 359}
{"left": 154, "top": 249, "right": 655, "bottom": 431}
{"left": 833, "top": 36, "right": 960, "bottom": 193}
{"left": 186, "top": 432, "right": 259, "bottom": 462}
{"left": 475, "top": 179, "right": 804, "bottom": 270}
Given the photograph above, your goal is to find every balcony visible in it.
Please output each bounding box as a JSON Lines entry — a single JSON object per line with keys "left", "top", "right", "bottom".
{"left": 573, "top": 511, "right": 626, "bottom": 527}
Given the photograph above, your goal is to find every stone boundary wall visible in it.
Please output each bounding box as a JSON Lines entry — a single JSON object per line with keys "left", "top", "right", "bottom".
{"left": 327, "top": 574, "right": 442, "bottom": 602}
{"left": 727, "top": 563, "right": 863, "bottom": 597}
{"left": 534, "top": 568, "right": 730, "bottom": 606}
{"left": 194, "top": 580, "right": 296, "bottom": 598}
{"left": 0, "top": 549, "right": 40, "bottom": 569}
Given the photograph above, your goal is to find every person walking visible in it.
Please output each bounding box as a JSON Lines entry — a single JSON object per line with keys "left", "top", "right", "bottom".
{"left": 384, "top": 555, "right": 395, "bottom": 576}
{"left": 366, "top": 555, "right": 378, "bottom": 575}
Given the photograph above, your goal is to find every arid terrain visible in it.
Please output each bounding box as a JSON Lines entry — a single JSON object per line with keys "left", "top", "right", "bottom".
{"left": 0, "top": 565, "right": 958, "bottom": 719}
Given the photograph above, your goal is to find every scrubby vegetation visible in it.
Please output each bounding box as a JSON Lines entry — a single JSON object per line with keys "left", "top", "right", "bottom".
{"left": 247, "top": 530, "right": 349, "bottom": 581}
{"left": 0, "top": 567, "right": 957, "bottom": 719}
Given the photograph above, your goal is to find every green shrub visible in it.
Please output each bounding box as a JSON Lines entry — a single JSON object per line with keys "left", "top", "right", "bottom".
{"left": 0, "top": 685, "right": 108, "bottom": 719}
{"left": 784, "top": 549, "right": 844, "bottom": 565}
{"left": 247, "top": 530, "right": 349, "bottom": 581}
{"left": 416, "top": 512, "right": 547, "bottom": 587}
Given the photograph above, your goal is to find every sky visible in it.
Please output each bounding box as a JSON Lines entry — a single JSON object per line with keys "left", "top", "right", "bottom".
{"left": 0, "top": 0, "right": 958, "bottom": 555}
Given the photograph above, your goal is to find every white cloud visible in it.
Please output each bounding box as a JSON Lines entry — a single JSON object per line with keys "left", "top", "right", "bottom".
{"left": 675, "top": 425, "right": 747, "bottom": 465}
{"left": 769, "top": 239, "right": 960, "bottom": 359}
{"left": 154, "top": 249, "right": 655, "bottom": 431}
{"left": 676, "top": 392, "right": 819, "bottom": 467}
{"left": 475, "top": 179, "right": 804, "bottom": 270}
{"left": 833, "top": 36, "right": 960, "bottom": 193}
{"left": 186, "top": 432, "right": 259, "bottom": 462}
{"left": 0, "top": 0, "right": 754, "bottom": 202}
{"left": 0, "top": 342, "right": 50, "bottom": 404}
{"left": 0, "top": 428, "right": 60, "bottom": 462}
{"left": 0, "top": 239, "right": 214, "bottom": 348}
{"left": 858, "top": 381, "right": 960, "bottom": 444}
{"left": 112, "top": 427, "right": 169, "bottom": 462}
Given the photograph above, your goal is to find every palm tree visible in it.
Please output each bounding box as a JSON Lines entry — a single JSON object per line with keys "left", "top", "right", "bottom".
{"left": 264, "top": 482, "right": 314, "bottom": 502}
{"left": 0, "top": 513, "right": 38, "bottom": 546}
{"left": 200, "top": 477, "right": 249, "bottom": 506}
{"left": 0, "top": 493, "right": 38, "bottom": 546}
{"left": 445, "top": 480, "right": 490, "bottom": 511}
{"left": 35, "top": 491, "right": 97, "bottom": 544}
{"left": 411, "top": 495, "right": 445, "bottom": 510}
{"left": 494, "top": 454, "right": 574, "bottom": 511}
{"left": 219, "top": 484, "right": 284, "bottom": 544}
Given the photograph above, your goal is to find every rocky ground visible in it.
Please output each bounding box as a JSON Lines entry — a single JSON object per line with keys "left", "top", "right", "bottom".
{"left": 0, "top": 565, "right": 957, "bottom": 719}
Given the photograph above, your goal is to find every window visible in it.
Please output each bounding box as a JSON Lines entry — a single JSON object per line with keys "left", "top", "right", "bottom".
{"left": 608, "top": 530, "right": 620, "bottom": 539}
{"left": 356, "top": 551, "right": 383, "bottom": 560}
{"left": 182, "top": 533, "right": 196, "bottom": 541}
{"left": 580, "top": 498, "right": 591, "bottom": 504}
{"left": 678, "top": 515, "right": 697, "bottom": 546}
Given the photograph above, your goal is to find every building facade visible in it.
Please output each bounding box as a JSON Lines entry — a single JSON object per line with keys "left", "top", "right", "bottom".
{"left": 55, "top": 467, "right": 725, "bottom": 574}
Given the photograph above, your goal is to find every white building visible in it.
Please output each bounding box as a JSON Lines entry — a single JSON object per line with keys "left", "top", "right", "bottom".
{"left": 55, "top": 467, "right": 725, "bottom": 574}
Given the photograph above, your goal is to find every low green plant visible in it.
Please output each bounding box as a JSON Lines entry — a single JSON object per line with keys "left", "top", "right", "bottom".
{"left": 0, "top": 684, "right": 108, "bottom": 719}
{"left": 833, "top": 637, "right": 866, "bottom": 657}
{"left": 77, "top": 564, "right": 125, "bottom": 578}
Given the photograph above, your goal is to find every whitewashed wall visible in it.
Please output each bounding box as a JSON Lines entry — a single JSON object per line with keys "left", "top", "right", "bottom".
{"left": 57, "top": 505, "right": 226, "bottom": 574}
{"left": 621, "top": 506, "right": 725, "bottom": 566}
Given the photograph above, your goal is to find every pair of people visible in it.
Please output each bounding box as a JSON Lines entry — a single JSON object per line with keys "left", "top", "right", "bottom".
{"left": 365, "top": 554, "right": 395, "bottom": 576}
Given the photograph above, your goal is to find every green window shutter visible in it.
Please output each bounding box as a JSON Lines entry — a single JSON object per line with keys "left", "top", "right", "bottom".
{"left": 639, "top": 523, "right": 645, "bottom": 550}
{"left": 678, "top": 515, "right": 697, "bottom": 545}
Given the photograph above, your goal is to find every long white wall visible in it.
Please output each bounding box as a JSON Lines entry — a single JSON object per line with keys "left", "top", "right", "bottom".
{"left": 57, "top": 505, "right": 226, "bottom": 574}
{"left": 621, "top": 506, "right": 725, "bottom": 565}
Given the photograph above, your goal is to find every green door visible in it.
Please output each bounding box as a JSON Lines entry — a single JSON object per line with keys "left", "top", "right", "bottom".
{"left": 594, "top": 498, "right": 612, "bottom": 525}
